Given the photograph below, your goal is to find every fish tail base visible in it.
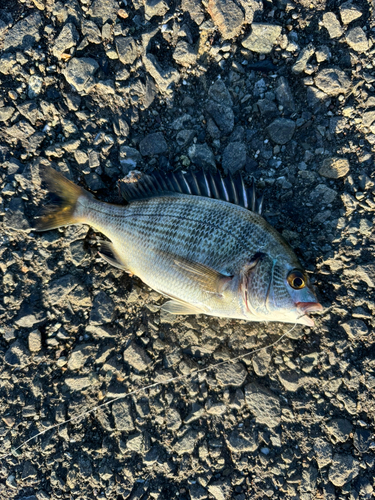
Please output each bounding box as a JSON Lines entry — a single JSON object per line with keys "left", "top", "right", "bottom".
{"left": 34, "top": 166, "right": 91, "bottom": 231}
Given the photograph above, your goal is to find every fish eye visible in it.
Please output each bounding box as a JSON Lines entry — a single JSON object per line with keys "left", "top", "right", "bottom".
{"left": 287, "top": 270, "right": 306, "bottom": 289}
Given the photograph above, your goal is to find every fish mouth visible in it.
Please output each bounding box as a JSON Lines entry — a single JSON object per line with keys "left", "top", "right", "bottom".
{"left": 296, "top": 302, "right": 323, "bottom": 326}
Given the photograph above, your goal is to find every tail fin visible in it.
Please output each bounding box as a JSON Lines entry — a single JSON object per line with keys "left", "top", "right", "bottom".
{"left": 34, "top": 166, "right": 92, "bottom": 231}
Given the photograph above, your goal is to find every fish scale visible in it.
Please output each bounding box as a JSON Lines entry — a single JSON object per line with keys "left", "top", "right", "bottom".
{"left": 35, "top": 167, "right": 322, "bottom": 325}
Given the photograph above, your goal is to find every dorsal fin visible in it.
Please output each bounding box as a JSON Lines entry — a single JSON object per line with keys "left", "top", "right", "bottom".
{"left": 117, "top": 170, "right": 264, "bottom": 215}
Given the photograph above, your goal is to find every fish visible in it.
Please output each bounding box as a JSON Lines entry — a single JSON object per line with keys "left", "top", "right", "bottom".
{"left": 34, "top": 166, "right": 322, "bottom": 326}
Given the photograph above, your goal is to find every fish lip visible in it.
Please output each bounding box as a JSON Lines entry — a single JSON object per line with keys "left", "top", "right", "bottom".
{"left": 296, "top": 302, "right": 323, "bottom": 326}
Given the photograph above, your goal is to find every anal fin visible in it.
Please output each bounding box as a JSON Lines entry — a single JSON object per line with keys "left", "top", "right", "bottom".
{"left": 98, "top": 240, "right": 131, "bottom": 273}
{"left": 161, "top": 299, "right": 205, "bottom": 316}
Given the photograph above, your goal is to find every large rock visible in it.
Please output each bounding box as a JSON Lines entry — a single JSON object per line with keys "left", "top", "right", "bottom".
{"left": 123, "top": 343, "right": 152, "bottom": 372}
{"left": 139, "top": 132, "right": 168, "bottom": 156}
{"left": 112, "top": 400, "right": 135, "bottom": 432}
{"left": 173, "top": 40, "right": 197, "bottom": 67}
{"left": 314, "top": 68, "right": 351, "bottom": 96}
{"left": 346, "top": 27, "right": 369, "bottom": 53}
{"left": 328, "top": 454, "right": 359, "bottom": 487}
{"left": 62, "top": 57, "right": 99, "bottom": 93}
{"left": 242, "top": 23, "right": 282, "bottom": 53}
{"left": 222, "top": 142, "right": 247, "bottom": 174}
{"left": 52, "top": 23, "right": 79, "bottom": 59}
{"left": 207, "top": 0, "right": 244, "bottom": 40}
{"left": 319, "top": 157, "right": 350, "bottom": 179}
{"left": 90, "top": 291, "right": 115, "bottom": 325}
{"left": 89, "top": 0, "right": 118, "bottom": 25}
{"left": 245, "top": 382, "right": 281, "bottom": 427}
{"left": 115, "top": 37, "right": 139, "bottom": 65}
{"left": 267, "top": 118, "right": 295, "bottom": 145}
{"left": 4, "top": 13, "right": 42, "bottom": 51}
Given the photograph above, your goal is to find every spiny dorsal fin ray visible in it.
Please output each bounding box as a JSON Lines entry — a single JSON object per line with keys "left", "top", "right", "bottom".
{"left": 117, "top": 170, "right": 264, "bottom": 214}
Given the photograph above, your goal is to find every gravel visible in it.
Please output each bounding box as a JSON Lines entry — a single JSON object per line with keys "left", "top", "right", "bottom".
{"left": 1, "top": 0, "right": 374, "bottom": 498}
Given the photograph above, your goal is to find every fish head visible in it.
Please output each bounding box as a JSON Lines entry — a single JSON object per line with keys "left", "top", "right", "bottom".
{"left": 241, "top": 254, "right": 322, "bottom": 326}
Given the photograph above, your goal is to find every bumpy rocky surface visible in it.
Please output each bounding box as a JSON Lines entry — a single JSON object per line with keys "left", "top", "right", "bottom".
{"left": 0, "top": 0, "right": 374, "bottom": 499}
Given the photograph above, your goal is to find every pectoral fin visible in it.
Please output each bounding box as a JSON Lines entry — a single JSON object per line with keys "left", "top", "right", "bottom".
{"left": 161, "top": 299, "right": 205, "bottom": 315}
{"left": 98, "top": 240, "right": 131, "bottom": 273}
{"left": 171, "top": 255, "right": 233, "bottom": 295}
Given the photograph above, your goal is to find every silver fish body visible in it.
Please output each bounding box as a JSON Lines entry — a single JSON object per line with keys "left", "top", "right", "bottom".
{"left": 35, "top": 168, "right": 322, "bottom": 326}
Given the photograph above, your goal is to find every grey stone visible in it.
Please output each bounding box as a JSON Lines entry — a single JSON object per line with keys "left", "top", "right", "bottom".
{"left": 4, "top": 198, "right": 30, "bottom": 231}
{"left": 123, "top": 343, "right": 152, "bottom": 372}
{"left": 52, "top": 23, "right": 79, "bottom": 58}
{"left": 28, "top": 330, "right": 42, "bottom": 353}
{"left": 226, "top": 429, "right": 257, "bottom": 452}
{"left": 14, "top": 312, "right": 39, "bottom": 328}
{"left": 310, "top": 184, "right": 337, "bottom": 205}
{"left": 242, "top": 23, "right": 282, "bottom": 54}
{"left": 27, "top": 75, "right": 43, "bottom": 99}
{"left": 346, "top": 27, "right": 369, "bottom": 53}
{"left": 144, "top": 0, "right": 169, "bottom": 20}
{"left": 181, "top": 0, "right": 205, "bottom": 25}
{"left": 6, "top": 121, "right": 35, "bottom": 141}
{"left": 275, "top": 77, "right": 296, "bottom": 114}
{"left": 325, "top": 419, "right": 352, "bottom": 444}
{"left": 238, "top": 0, "right": 263, "bottom": 24}
{"left": 314, "top": 438, "right": 332, "bottom": 469}
{"left": 322, "top": 12, "right": 343, "bottom": 39}
{"left": 165, "top": 408, "right": 182, "bottom": 430}
{"left": 5, "top": 340, "right": 29, "bottom": 368}
{"left": 0, "top": 53, "right": 17, "bottom": 75}
{"left": 173, "top": 40, "right": 197, "bottom": 67}
{"left": 112, "top": 400, "right": 135, "bottom": 432}
{"left": 207, "top": 0, "right": 244, "bottom": 40}
{"left": 339, "top": 1, "right": 362, "bottom": 25}
{"left": 89, "top": 0, "right": 118, "bottom": 25}
{"left": 119, "top": 146, "right": 142, "bottom": 173}
{"left": 245, "top": 382, "right": 281, "bottom": 427}
{"left": 176, "top": 129, "right": 196, "bottom": 148}
{"left": 0, "top": 106, "right": 15, "bottom": 122}
{"left": 222, "top": 142, "right": 247, "bottom": 174}
{"left": 47, "top": 274, "right": 79, "bottom": 304}
{"left": 126, "top": 432, "right": 145, "bottom": 452}
{"left": 207, "top": 118, "right": 221, "bottom": 139}
{"left": 292, "top": 44, "right": 315, "bottom": 74}
{"left": 209, "top": 80, "right": 233, "bottom": 107}
{"left": 328, "top": 453, "right": 359, "bottom": 487}
{"left": 188, "top": 143, "right": 216, "bottom": 169}
{"left": 341, "top": 192, "right": 358, "bottom": 215}
{"left": 267, "top": 118, "right": 295, "bottom": 145}
{"left": 206, "top": 101, "right": 234, "bottom": 135}
{"left": 90, "top": 291, "right": 115, "bottom": 325}
{"left": 81, "top": 20, "right": 101, "bottom": 44}
{"left": 314, "top": 68, "right": 351, "bottom": 96}
{"left": 362, "top": 110, "right": 375, "bottom": 127}
{"left": 4, "top": 13, "right": 42, "bottom": 51}
{"left": 353, "top": 429, "right": 372, "bottom": 453}
{"left": 139, "top": 132, "right": 168, "bottom": 156}
{"left": 341, "top": 319, "right": 368, "bottom": 339}
{"left": 115, "top": 36, "right": 139, "bottom": 65}
{"left": 278, "top": 370, "right": 304, "bottom": 392}
{"left": 207, "top": 479, "right": 231, "bottom": 500}
{"left": 215, "top": 362, "right": 247, "bottom": 387}
{"left": 67, "top": 344, "right": 92, "bottom": 370}
{"left": 62, "top": 57, "right": 99, "bottom": 93}
{"left": 142, "top": 53, "right": 180, "bottom": 95}
{"left": 174, "top": 428, "right": 199, "bottom": 455}
{"left": 257, "top": 99, "right": 279, "bottom": 119}
{"left": 252, "top": 349, "right": 271, "bottom": 377}
{"left": 319, "top": 157, "right": 350, "bottom": 179}
{"left": 189, "top": 483, "right": 208, "bottom": 500}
